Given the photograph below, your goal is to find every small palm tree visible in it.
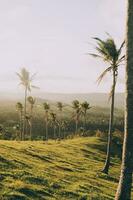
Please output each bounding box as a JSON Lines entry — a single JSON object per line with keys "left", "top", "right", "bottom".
{"left": 16, "top": 102, "right": 23, "bottom": 140}
{"left": 43, "top": 102, "right": 50, "bottom": 140}
{"left": 81, "top": 101, "right": 91, "bottom": 130}
{"left": 90, "top": 36, "right": 125, "bottom": 174}
{"left": 50, "top": 112, "right": 57, "bottom": 140}
{"left": 57, "top": 102, "right": 63, "bottom": 139}
{"left": 27, "top": 96, "right": 36, "bottom": 140}
{"left": 72, "top": 100, "right": 81, "bottom": 134}
{"left": 16, "top": 68, "right": 38, "bottom": 139}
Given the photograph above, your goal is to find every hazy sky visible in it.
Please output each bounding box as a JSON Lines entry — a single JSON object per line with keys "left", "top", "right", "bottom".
{"left": 0, "top": 0, "right": 126, "bottom": 94}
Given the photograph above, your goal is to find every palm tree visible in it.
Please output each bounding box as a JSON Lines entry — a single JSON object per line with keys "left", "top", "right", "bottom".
{"left": 27, "top": 96, "right": 36, "bottom": 140}
{"left": 50, "top": 112, "right": 57, "bottom": 140}
{"left": 90, "top": 37, "right": 125, "bottom": 174}
{"left": 81, "top": 101, "right": 91, "bottom": 130}
{"left": 115, "top": 1, "right": 133, "bottom": 199}
{"left": 43, "top": 102, "right": 50, "bottom": 140}
{"left": 57, "top": 102, "right": 63, "bottom": 139}
{"left": 72, "top": 100, "right": 81, "bottom": 134}
{"left": 16, "top": 102, "right": 23, "bottom": 140}
{"left": 16, "top": 68, "right": 37, "bottom": 139}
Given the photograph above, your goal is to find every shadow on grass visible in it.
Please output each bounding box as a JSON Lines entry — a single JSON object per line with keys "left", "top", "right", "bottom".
{"left": 23, "top": 150, "right": 53, "bottom": 163}
{"left": 18, "top": 187, "right": 52, "bottom": 199}
{"left": 24, "top": 176, "right": 48, "bottom": 186}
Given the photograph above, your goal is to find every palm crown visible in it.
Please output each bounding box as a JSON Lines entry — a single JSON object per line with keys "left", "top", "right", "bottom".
{"left": 27, "top": 96, "right": 36, "bottom": 108}
{"left": 17, "top": 68, "right": 37, "bottom": 91}
{"left": 90, "top": 37, "right": 125, "bottom": 83}
{"left": 81, "top": 101, "right": 91, "bottom": 113}
{"left": 16, "top": 102, "right": 23, "bottom": 112}
{"left": 57, "top": 102, "right": 63, "bottom": 112}
{"left": 43, "top": 102, "right": 50, "bottom": 112}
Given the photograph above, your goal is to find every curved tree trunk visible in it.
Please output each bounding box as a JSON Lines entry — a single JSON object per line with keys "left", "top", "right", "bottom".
{"left": 115, "top": 1, "right": 133, "bottom": 199}
{"left": 102, "top": 70, "right": 116, "bottom": 174}
{"left": 23, "top": 87, "right": 27, "bottom": 140}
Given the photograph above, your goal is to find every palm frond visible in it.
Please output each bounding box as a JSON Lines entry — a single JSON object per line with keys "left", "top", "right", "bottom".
{"left": 97, "top": 66, "right": 112, "bottom": 84}
{"left": 31, "top": 85, "right": 40, "bottom": 89}
{"left": 30, "top": 73, "right": 37, "bottom": 81}
{"left": 117, "top": 55, "right": 125, "bottom": 65}
{"left": 89, "top": 53, "right": 104, "bottom": 59}
{"left": 118, "top": 41, "right": 125, "bottom": 56}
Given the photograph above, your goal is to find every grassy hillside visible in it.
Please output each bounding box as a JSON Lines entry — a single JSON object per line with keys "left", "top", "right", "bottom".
{"left": 0, "top": 137, "right": 125, "bottom": 200}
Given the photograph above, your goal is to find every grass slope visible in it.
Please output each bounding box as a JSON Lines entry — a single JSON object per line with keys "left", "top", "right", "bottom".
{"left": 0, "top": 137, "right": 124, "bottom": 200}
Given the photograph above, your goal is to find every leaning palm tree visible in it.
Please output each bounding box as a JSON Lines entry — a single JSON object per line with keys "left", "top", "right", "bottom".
{"left": 90, "top": 36, "right": 125, "bottom": 174}
{"left": 50, "top": 112, "right": 57, "bottom": 140}
{"left": 16, "top": 102, "right": 23, "bottom": 140}
{"left": 16, "top": 68, "right": 37, "bottom": 139}
{"left": 43, "top": 102, "right": 50, "bottom": 140}
{"left": 57, "top": 102, "right": 63, "bottom": 139}
{"left": 115, "top": 1, "right": 133, "bottom": 199}
{"left": 27, "top": 96, "right": 36, "bottom": 140}
{"left": 72, "top": 100, "right": 81, "bottom": 134}
{"left": 81, "top": 101, "right": 91, "bottom": 130}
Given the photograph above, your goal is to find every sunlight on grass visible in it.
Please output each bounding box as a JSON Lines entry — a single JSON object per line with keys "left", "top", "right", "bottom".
{"left": 0, "top": 137, "right": 129, "bottom": 200}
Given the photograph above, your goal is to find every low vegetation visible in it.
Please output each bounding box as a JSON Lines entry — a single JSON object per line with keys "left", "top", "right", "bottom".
{"left": 0, "top": 136, "right": 129, "bottom": 200}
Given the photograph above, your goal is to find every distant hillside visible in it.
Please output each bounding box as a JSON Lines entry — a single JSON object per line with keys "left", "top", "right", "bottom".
{"left": 37, "top": 93, "right": 124, "bottom": 109}
{"left": 0, "top": 92, "right": 124, "bottom": 109}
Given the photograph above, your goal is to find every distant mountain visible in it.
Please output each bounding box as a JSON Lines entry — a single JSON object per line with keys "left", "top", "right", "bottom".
{"left": 37, "top": 92, "right": 124, "bottom": 109}
{"left": 0, "top": 92, "right": 124, "bottom": 109}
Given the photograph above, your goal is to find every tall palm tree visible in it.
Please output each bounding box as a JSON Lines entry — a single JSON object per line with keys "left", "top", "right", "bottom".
{"left": 27, "top": 96, "right": 36, "bottom": 140}
{"left": 81, "top": 101, "right": 91, "bottom": 130}
{"left": 115, "top": 1, "right": 133, "bottom": 199}
{"left": 16, "top": 68, "right": 37, "bottom": 139}
{"left": 90, "top": 37, "right": 125, "bottom": 174}
{"left": 57, "top": 102, "right": 63, "bottom": 139}
{"left": 50, "top": 112, "right": 57, "bottom": 140}
{"left": 16, "top": 102, "right": 23, "bottom": 140}
{"left": 72, "top": 100, "right": 81, "bottom": 134}
{"left": 43, "top": 102, "right": 50, "bottom": 140}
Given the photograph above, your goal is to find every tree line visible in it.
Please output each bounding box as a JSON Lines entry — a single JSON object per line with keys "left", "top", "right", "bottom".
{"left": 15, "top": 75, "right": 91, "bottom": 141}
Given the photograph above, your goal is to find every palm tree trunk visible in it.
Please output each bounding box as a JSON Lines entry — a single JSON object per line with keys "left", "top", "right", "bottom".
{"left": 23, "top": 87, "right": 27, "bottom": 140}
{"left": 20, "top": 112, "right": 23, "bottom": 140}
{"left": 30, "top": 108, "right": 33, "bottom": 140}
{"left": 54, "top": 125, "right": 56, "bottom": 140}
{"left": 45, "top": 112, "right": 48, "bottom": 141}
{"left": 59, "top": 125, "right": 61, "bottom": 139}
{"left": 45, "top": 119, "right": 48, "bottom": 141}
{"left": 75, "top": 114, "right": 78, "bottom": 134}
{"left": 115, "top": 1, "right": 133, "bottom": 199}
{"left": 102, "top": 70, "right": 116, "bottom": 174}
{"left": 84, "top": 112, "right": 87, "bottom": 130}
{"left": 30, "top": 118, "right": 32, "bottom": 140}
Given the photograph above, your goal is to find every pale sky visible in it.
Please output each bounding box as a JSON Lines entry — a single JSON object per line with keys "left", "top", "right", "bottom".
{"left": 0, "top": 0, "right": 126, "bottom": 94}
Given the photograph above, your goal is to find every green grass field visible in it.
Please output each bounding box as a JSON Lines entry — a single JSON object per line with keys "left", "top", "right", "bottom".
{"left": 0, "top": 137, "right": 125, "bottom": 200}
